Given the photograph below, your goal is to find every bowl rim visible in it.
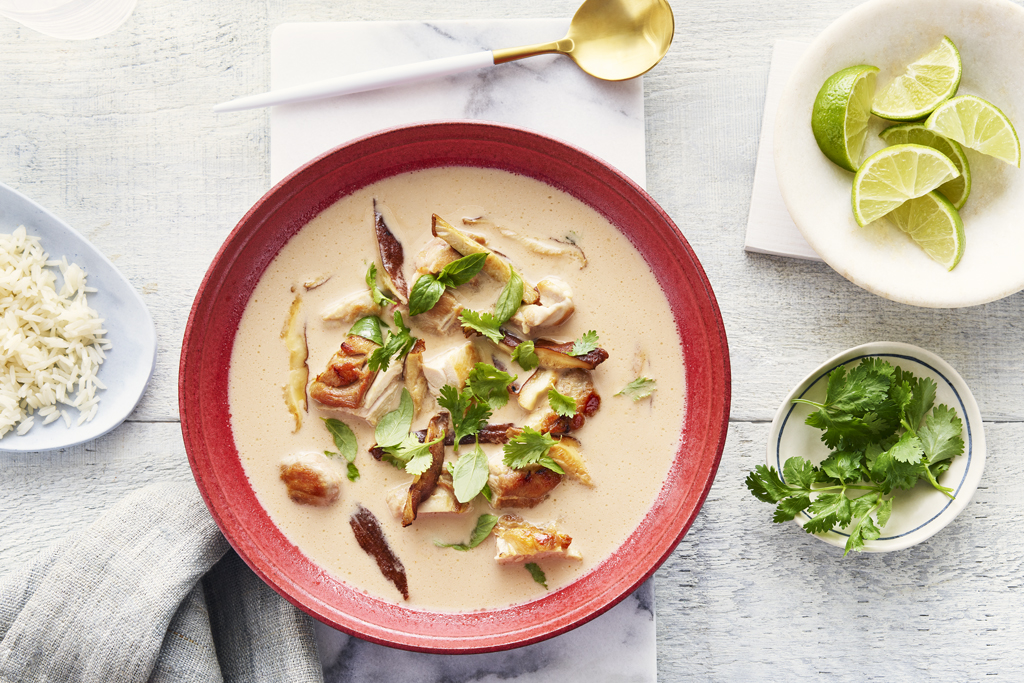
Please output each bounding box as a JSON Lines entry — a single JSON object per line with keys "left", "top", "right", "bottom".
{"left": 766, "top": 341, "right": 985, "bottom": 552}
{"left": 179, "top": 120, "right": 731, "bottom": 652}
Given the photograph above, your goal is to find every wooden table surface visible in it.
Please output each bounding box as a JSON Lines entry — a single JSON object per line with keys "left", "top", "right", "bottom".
{"left": 2, "top": 0, "right": 1021, "bottom": 680}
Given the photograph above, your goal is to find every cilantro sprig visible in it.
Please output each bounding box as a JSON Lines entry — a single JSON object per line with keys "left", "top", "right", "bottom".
{"left": 366, "top": 263, "right": 396, "bottom": 307}
{"left": 746, "top": 359, "right": 965, "bottom": 554}
{"left": 616, "top": 377, "right": 656, "bottom": 402}
{"left": 368, "top": 311, "right": 418, "bottom": 372}
{"left": 503, "top": 427, "right": 564, "bottom": 474}
{"left": 458, "top": 267, "right": 525, "bottom": 342}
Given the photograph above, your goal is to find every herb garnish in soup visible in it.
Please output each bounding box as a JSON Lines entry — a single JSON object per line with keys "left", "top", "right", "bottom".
{"left": 228, "top": 167, "right": 685, "bottom": 610}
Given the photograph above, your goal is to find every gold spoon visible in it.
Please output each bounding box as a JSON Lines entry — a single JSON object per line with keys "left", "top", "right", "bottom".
{"left": 214, "top": 0, "right": 674, "bottom": 113}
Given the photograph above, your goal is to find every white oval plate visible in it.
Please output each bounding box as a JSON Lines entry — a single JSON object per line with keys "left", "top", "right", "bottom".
{"left": 0, "top": 181, "right": 156, "bottom": 452}
{"left": 775, "top": 0, "right": 1024, "bottom": 308}
{"left": 767, "top": 342, "right": 985, "bottom": 552}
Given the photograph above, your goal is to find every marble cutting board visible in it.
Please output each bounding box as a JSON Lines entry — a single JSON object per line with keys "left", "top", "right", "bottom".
{"left": 270, "top": 19, "right": 655, "bottom": 682}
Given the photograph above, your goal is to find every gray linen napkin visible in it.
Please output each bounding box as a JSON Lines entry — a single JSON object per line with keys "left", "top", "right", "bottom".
{"left": 0, "top": 482, "right": 323, "bottom": 683}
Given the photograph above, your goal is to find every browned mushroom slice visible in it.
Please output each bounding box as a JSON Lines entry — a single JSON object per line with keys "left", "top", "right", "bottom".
{"left": 403, "top": 338, "right": 429, "bottom": 416}
{"left": 350, "top": 505, "right": 409, "bottom": 600}
{"left": 374, "top": 199, "right": 409, "bottom": 304}
{"left": 548, "top": 436, "right": 593, "bottom": 487}
{"left": 493, "top": 514, "right": 582, "bottom": 564}
{"left": 401, "top": 411, "right": 449, "bottom": 527}
{"left": 488, "top": 461, "right": 562, "bottom": 509}
{"left": 522, "top": 369, "right": 601, "bottom": 435}
{"left": 431, "top": 214, "right": 539, "bottom": 304}
{"left": 321, "top": 288, "right": 384, "bottom": 323}
{"left": 309, "top": 334, "right": 379, "bottom": 409}
{"left": 279, "top": 452, "right": 341, "bottom": 506}
{"left": 281, "top": 294, "right": 308, "bottom": 431}
{"left": 495, "top": 329, "right": 608, "bottom": 371}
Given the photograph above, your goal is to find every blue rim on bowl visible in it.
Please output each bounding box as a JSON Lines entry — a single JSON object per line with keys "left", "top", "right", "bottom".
{"left": 767, "top": 342, "right": 985, "bottom": 552}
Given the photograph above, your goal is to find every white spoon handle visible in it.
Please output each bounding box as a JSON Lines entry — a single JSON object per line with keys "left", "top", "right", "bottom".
{"left": 213, "top": 51, "right": 497, "bottom": 113}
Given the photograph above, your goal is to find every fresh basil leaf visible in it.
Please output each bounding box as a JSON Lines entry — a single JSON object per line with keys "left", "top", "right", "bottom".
{"left": 408, "top": 274, "right": 446, "bottom": 316}
{"left": 493, "top": 266, "right": 524, "bottom": 324}
{"left": 548, "top": 388, "right": 577, "bottom": 417}
{"left": 436, "top": 252, "right": 488, "bottom": 288}
{"left": 452, "top": 442, "right": 491, "bottom": 503}
{"left": 347, "top": 316, "right": 385, "bottom": 346}
{"left": 365, "top": 263, "right": 396, "bottom": 306}
{"left": 510, "top": 340, "right": 539, "bottom": 371}
{"left": 322, "top": 418, "right": 357, "bottom": 462}
{"left": 433, "top": 513, "right": 499, "bottom": 552}
{"left": 375, "top": 389, "right": 414, "bottom": 448}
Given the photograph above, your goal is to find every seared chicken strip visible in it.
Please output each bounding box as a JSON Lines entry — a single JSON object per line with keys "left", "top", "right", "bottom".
{"left": 432, "top": 214, "right": 540, "bottom": 304}
{"left": 309, "top": 334, "right": 379, "bottom": 409}
{"left": 488, "top": 457, "right": 562, "bottom": 509}
{"left": 547, "top": 435, "right": 593, "bottom": 487}
{"left": 279, "top": 452, "right": 342, "bottom": 507}
{"left": 374, "top": 200, "right": 409, "bottom": 304}
{"left": 422, "top": 341, "right": 480, "bottom": 394}
{"left": 493, "top": 514, "right": 582, "bottom": 564}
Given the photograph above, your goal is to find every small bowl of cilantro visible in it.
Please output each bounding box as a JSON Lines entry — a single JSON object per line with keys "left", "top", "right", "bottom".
{"left": 750, "top": 342, "right": 985, "bottom": 554}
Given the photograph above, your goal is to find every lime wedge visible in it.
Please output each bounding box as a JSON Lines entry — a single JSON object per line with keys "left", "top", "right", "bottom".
{"left": 879, "top": 123, "right": 971, "bottom": 209}
{"left": 924, "top": 94, "right": 1021, "bottom": 167}
{"left": 812, "top": 65, "right": 879, "bottom": 172}
{"left": 871, "top": 37, "right": 961, "bottom": 121}
{"left": 852, "top": 143, "right": 961, "bottom": 226}
{"left": 887, "top": 191, "right": 965, "bottom": 270}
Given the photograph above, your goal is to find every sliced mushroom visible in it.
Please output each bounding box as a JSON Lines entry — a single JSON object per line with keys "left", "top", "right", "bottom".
{"left": 309, "top": 335, "right": 379, "bottom": 409}
{"left": 321, "top": 288, "right": 384, "bottom": 323}
{"left": 350, "top": 505, "right": 409, "bottom": 600}
{"left": 432, "top": 214, "right": 539, "bottom": 304}
{"left": 493, "top": 514, "right": 582, "bottom": 564}
{"left": 386, "top": 472, "right": 470, "bottom": 520}
{"left": 374, "top": 199, "right": 409, "bottom": 304}
{"left": 281, "top": 294, "right": 308, "bottom": 431}
{"left": 510, "top": 278, "right": 575, "bottom": 335}
{"left": 279, "top": 452, "right": 341, "bottom": 507}
{"left": 517, "top": 369, "right": 558, "bottom": 411}
{"left": 401, "top": 412, "right": 449, "bottom": 526}
{"left": 422, "top": 341, "right": 480, "bottom": 395}
{"left": 496, "top": 227, "right": 587, "bottom": 268}
{"left": 403, "top": 338, "right": 430, "bottom": 416}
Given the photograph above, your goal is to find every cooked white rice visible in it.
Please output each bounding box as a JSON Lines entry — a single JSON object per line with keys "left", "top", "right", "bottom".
{"left": 0, "top": 226, "right": 111, "bottom": 437}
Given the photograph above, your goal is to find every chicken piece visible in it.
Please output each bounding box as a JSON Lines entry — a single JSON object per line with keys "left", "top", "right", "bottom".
{"left": 321, "top": 288, "right": 384, "bottom": 323}
{"left": 417, "top": 290, "right": 464, "bottom": 334}
{"left": 279, "top": 452, "right": 342, "bottom": 507}
{"left": 281, "top": 294, "right": 308, "bottom": 432}
{"left": 308, "top": 335, "right": 379, "bottom": 409}
{"left": 493, "top": 514, "right": 582, "bottom": 564}
{"left": 517, "top": 369, "right": 558, "bottom": 411}
{"left": 374, "top": 200, "right": 409, "bottom": 304}
{"left": 401, "top": 412, "right": 449, "bottom": 526}
{"left": 350, "top": 505, "right": 409, "bottom": 600}
{"left": 385, "top": 472, "right": 470, "bottom": 520}
{"left": 351, "top": 361, "right": 404, "bottom": 425}
{"left": 488, "top": 457, "right": 562, "bottom": 509}
{"left": 422, "top": 341, "right": 480, "bottom": 395}
{"left": 432, "top": 214, "right": 540, "bottom": 304}
{"left": 404, "top": 339, "right": 430, "bottom": 415}
{"left": 415, "top": 236, "right": 463, "bottom": 275}
{"left": 510, "top": 278, "right": 575, "bottom": 335}
{"left": 548, "top": 435, "right": 593, "bottom": 487}
{"left": 523, "top": 369, "right": 601, "bottom": 435}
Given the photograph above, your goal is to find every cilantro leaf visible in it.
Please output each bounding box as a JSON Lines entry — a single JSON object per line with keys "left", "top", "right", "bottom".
{"left": 402, "top": 433, "right": 445, "bottom": 476}
{"left": 746, "top": 464, "right": 796, "bottom": 503}
{"left": 918, "top": 404, "right": 964, "bottom": 465}
{"left": 774, "top": 494, "right": 811, "bottom": 522}
{"left": 368, "top": 312, "right": 417, "bottom": 372}
{"left": 525, "top": 562, "right": 548, "bottom": 589}
{"left": 571, "top": 330, "right": 599, "bottom": 356}
{"left": 782, "top": 457, "right": 818, "bottom": 490}
{"left": 548, "top": 388, "right": 577, "bottom": 417}
{"left": 375, "top": 389, "right": 414, "bottom": 449}
{"left": 510, "top": 340, "right": 539, "bottom": 371}
{"left": 503, "top": 427, "right": 563, "bottom": 473}
{"left": 437, "top": 384, "right": 491, "bottom": 451}
{"left": 365, "top": 263, "right": 396, "bottom": 307}
{"left": 459, "top": 309, "right": 504, "bottom": 343}
{"left": 434, "top": 514, "right": 499, "bottom": 552}
{"left": 451, "top": 443, "right": 491, "bottom": 503}
{"left": 493, "top": 267, "right": 524, "bottom": 324}
{"left": 466, "top": 363, "right": 516, "bottom": 409}
{"left": 615, "top": 376, "right": 657, "bottom": 402}
{"left": 347, "top": 315, "right": 386, "bottom": 346}
{"left": 886, "top": 430, "right": 925, "bottom": 464}
{"left": 820, "top": 450, "right": 862, "bottom": 484}
{"left": 904, "top": 376, "right": 937, "bottom": 433}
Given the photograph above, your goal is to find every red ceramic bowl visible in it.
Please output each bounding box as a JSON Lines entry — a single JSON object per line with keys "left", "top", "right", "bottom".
{"left": 179, "top": 121, "right": 730, "bottom": 653}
